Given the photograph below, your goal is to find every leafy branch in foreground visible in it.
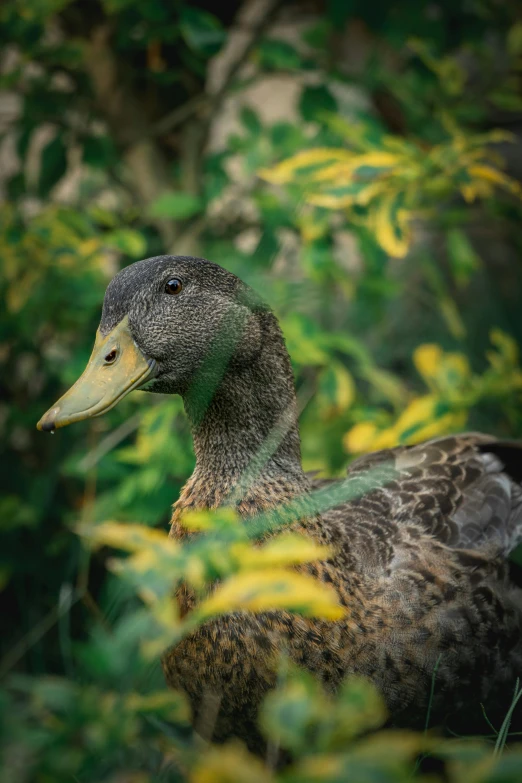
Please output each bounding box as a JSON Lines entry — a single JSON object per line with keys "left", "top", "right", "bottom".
{"left": 70, "top": 502, "right": 522, "bottom": 783}
{"left": 79, "top": 514, "right": 344, "bottom": 659}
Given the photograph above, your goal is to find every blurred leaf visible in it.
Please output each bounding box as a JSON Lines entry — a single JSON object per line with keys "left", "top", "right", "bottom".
{"left": 360, "top": 365, "right": 409, "bottom": 408}
{"left": 37, "top": 132, "right": 67, "bottom": 196}
{"left": 299, "top": 85, "right": 338, "bottom": 123}
{"left": 381, "top": 394, "right": 468, "bottom": 446}
{"left": 260, "top": 148, "right": 356, "bottom": 185}
{"left": 439, "top": 296, "right": 466, "bottom": 340}
{"left": 488, "top": 328, "right": 521, "bottom": 369}
{"left": 285, "top": 731, "right": 429, "bottom": 783}
{"left": 490, "top": 90, "right": 522, "bottom": 112}
{"left": 302, "top": 20, "right": 331, "bottom": 50}
{"left": 28, "top": 676, "right": 76, "bottom": 712}
{"left": 507, "top": 21, "right": 522, "bottom": 57}
{"left": 408, "top": 37, "right": 466, "bottom": 96}
{"left": 413, "top": 343, "right": 470, "bottom": 393}
{"left": 198, "top": 569, "right": 344, "bottom": 621}
{"left": 6, "top": 172, "right": 26, "bottom": 200}
{"left": 148, "top": 191, "right": 203, "bottom": 219}
{"left": 82, "top": 135, "right": 116, "bottom": 168}
{"left": 318, "top": 361, "right": 355, "bottom": 417}
{"left": 282, "top": 313, "right": 330, "bottom": 365}
{"left": 231, "top": 534, "right": 333, "bottom": 572}
{"left": 468, "top": 164, "right": 522, "bottom": 198}
{"left": 255, "top": 38, "right": 303, "bottom": 71}
{"left": 179, "top": 7, "right": 226, "bottom": 56}
{"left": 261, "top": 668, "right": 387, "bottom": 755}
{"left": 270, "top": 121, "right": 306, "bottom": 155}
{"left": 104, "top": 229, "right": 147, "bottom": 257}
{"left": 80, "top": 520, "right": 174, "bottom": 554}
{"left": 446, "top": 228, "right": 481, "bottom": 287}
{"left": 179, "top": 507, "right": 240, "bottom": 533}
{"left": 16, "top": 125, "right": 33, "bottom": 159}
{"left": 191, "top": 742, "right": 273, "bottom": 783}
{"left": 371, "top": 195, "right": 411, "bottom": 258}
{"left": 0, "top": 495, "right": 37, "bottom": 530}
{"left": 240, "top": 106, "right": 262, "bottom": 135}
{"left": 344, "top": 422, "right": 381, "bottom": 455}
{"left": 125, "top": 690, "right": 190, "bottom": 723}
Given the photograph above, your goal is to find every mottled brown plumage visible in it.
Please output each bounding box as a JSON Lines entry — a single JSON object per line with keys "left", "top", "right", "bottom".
{"left": 41, "top": 255, "right": 522, "bottom": 753}
{"left": 166, "top": 434, "right": 522, "bottom": 751}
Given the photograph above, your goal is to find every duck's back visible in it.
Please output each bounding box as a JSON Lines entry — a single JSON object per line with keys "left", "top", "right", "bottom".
{"left": 316, "top": 433, "right": 522, "bottom": 730}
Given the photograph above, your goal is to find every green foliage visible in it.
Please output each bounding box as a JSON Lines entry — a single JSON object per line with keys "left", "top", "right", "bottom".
{"left": 255, "top": 39, "right": 304, "bottom": 71}
{"left": 148, "top": 192, "right": 204, "bottom": 220}
{"left": 179, "top": 6, "right": 226, "bottom": 56}
{"left": 346, "top": 332, "right": 522, "bottom": 453}
{"left": 38, "top": 133, "right": 68, "bottom": 197}
{"left": 259, "top": 125, "right": 521, "bottom": 257}
{"left": 2, "top": 0, "right": 522, "bottom": 780}
{"left": 3, "top": 674, "right": 190, "bottom": 782}
{"left": 261, "top": 668, "right": 387, "bottom": 754}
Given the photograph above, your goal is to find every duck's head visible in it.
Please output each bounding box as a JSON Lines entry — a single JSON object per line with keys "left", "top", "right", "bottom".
{"left": 37, "top": 255, "right": 268, "bottom": 432}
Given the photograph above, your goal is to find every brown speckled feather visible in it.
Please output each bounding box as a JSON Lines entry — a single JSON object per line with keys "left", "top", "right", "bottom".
{"left": 335, "top": 433, "right": 522, "bottom": 554}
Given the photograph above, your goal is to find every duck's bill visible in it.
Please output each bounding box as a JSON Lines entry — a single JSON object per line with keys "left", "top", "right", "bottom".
{"left": 37, "top": 316, "right": 156, "bottom": 432}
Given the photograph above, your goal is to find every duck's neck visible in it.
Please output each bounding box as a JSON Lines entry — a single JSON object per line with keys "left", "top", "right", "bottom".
{"left": 171, "top": 312, "right": 311, "bottom": 530}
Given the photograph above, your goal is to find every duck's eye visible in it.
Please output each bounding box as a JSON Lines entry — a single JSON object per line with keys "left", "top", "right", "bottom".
{"left": 165, "top": 278, "right": 183, "bottom": 295}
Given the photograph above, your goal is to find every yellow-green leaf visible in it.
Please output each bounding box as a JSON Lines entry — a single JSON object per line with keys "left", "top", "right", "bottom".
{"left": 308, "top": 180, "right": 388, "bottom": 209}
{"left": 258, "top": 148, "right": 355, "bottom": 184}
{"left": 439, "top": 296, "right": 466, "bottom": 340}
{"left": 308, "top": 152, "right": 399, "bottom": 184}
{"left": 508, "top": 21, "right": 522, "bottom": 57}
{"left": 469, "top": 165, "right": 522, "bottom": 197}
{"left": 372, "top": 196, "right": 412, "bottom": 258}
{"left": 393, "top": 395, "right": 468, "bottom": 444}
{"left": 489, "top": 328, "right": 520, "bottom": 366}
{"left": 191, "top": 742, "right": 273, "bottom": 783}
{"left": 198, "top": 569, "right": 344, "bottom": 620}
{"left": 180, "top": 508, "right": 240, "bottom": 532}
{"left": 413, "top": 344, "right": 444, "bottom": 386}
{"left": 80, "top": 521, "right": 174, "bottom": 554}
{"left": 344, "top": 422, "right": 380, "bottom": 454}
{"left": 318, "top": 361, "right": 355, "bottom": 417}
{"left": 126, "top": 690, "right": 190, "bottom": 722}
{"left": 231, "top": 534, "right": 332, "bottom": 571}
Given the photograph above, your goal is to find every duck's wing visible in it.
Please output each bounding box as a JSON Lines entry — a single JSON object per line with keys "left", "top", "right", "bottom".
{"left": 319, "top": 433, "right": 522, "bottom": 555}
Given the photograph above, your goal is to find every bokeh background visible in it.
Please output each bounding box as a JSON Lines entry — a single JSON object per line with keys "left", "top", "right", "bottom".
{"left": 2, "top": 1, "right": 522, "bottom": 780}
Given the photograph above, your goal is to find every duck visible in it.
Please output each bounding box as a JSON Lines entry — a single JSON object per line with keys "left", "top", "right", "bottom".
{"left": 37, "top": 254, "right": 522, "bottom": 754}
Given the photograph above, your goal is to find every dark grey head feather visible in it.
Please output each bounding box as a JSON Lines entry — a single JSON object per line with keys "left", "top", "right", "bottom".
{"left": 100, "top": 255, "right": 269, "bottom": 397}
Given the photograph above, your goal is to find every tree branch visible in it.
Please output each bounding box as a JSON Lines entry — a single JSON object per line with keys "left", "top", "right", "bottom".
{"left": 83, "top": 0, "right": 284, "bottom": 254}
{"left": 151, "top": 94, "right": 208, "bottom": 138}
{"left": 83, "top": 24, "right": 178, "bottom": 249}
{"left": 208, "top": 0, "right": 285, "bottom": 117}
{"left": 156, "top": 0, "right": 285, "bottom": 256}
{"left": 150, "top": 0, "right": 284, "bottom": 141}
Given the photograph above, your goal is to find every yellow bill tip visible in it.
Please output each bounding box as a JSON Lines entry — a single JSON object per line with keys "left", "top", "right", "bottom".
{"left": 37, "top": 407, "right": 61, "bottom": 432}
